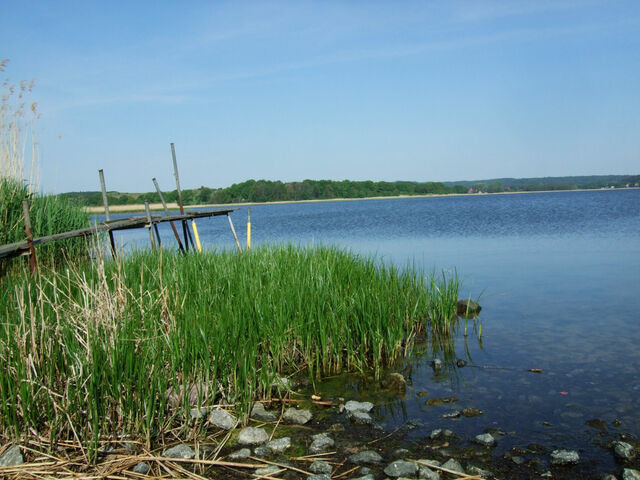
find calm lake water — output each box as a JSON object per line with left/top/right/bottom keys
{"left": 105, "top": 189, "right": 640, "bottom": 474}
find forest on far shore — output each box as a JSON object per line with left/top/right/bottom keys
{"left": 60, "top": 175, "right": 640, "bottom": 207}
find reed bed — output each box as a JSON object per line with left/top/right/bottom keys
{"left": 0, "top": 246, "right": 464, "bottom": 457}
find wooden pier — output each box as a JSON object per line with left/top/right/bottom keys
{"left": 0, "top": 208, "right": 236, "bottom": 261}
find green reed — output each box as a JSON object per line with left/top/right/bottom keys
{"left": 0, "top": 245, "right": 464, "bottom": 456}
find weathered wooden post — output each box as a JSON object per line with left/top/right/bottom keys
{"left": 144, "top": 201, "right": 157, "bottom": 251}
{"left": 152, "top": 177, "right": 185, "bottom": 252}
{"left": 171, "top": 143, "right": 195, "bottom": 250}
{"left": 98, "top": 169, "right": 117, "bottom": 257}
{"left": 227, "top": 214, "right": 243, "bottom": 252}
{"left": 21, "top": 199, "right": 37, "bottom": 274}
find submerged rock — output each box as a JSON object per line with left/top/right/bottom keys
{"left": 457, "top": 299, "right": 481, "bottom": 317}
{"left": 623, "top": 469, "right": 640, "bottom": 480}
{"left": 238, "top": 427, "right": 269, "bottom": 446}
{"left": 586, "top": 418, "right": 608, "bottom": 431}
{"left": 419, "top": 465, "right": 440, "bottom": 480}
{"left": 472, "top": 433, "right": 496, "bottom": 447}
{"left": 430, "top": 358, "right": 443, "bottom": 373}
{"left": 441, "top": 458, "right": 465, "bottom": 474}
{"left": 384, "top": 460, "right": 418, "bottom": 477}
{"left": 382, "top": 373, "right": 407, "bottom": 395}
{"left": 467, "top": 465, "right": 492, "bottom": 477}
{"left": 550, "top": 449, "right": 579, "bottom": 465}
{"left": 615, "top": 441, "right": 636, "bottom": 462}
{"left": 348, "top": 450, "right": 383, "bottom": 465}
{"left": 426, "top": 396, "right": 458, "bottom": 406}
{"left": 162, "top": 444, "right": 195, "bottom": 459}
{"left": 283, "top": 407, "right": 312, "bottom": 424}
{"left": 461, "top": 407, "right": 483, "bottom": 417}
{"left": 344, "top": 400, "right": 374, "bottom": 414}
{"left": 350, "top": 410, "right": 373, "bottom": 425}
{"left": 0, "top": 445, "right": 24, "bottom": 466}
{"left": 251, "top": 402, "right": 277, "bottom": 422}
{"left": 208, "top": 409, "right": 236, "bottom": 430}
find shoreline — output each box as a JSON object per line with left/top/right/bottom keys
{"left": 83, "top": 186, "right": 638, "bottom": 214}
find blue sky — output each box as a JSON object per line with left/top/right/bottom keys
{"left": 2, "top": 1, "right": 639, "bottom": 193}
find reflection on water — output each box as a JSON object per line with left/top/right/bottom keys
{"left": 99, "top": 189, "right": 640, "bottom": 472}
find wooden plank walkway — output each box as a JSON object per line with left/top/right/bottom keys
{"left": 0, "top": 208, "right": 236, "bottom": 260}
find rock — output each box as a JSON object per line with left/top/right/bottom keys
{"left": 132, "top": 461, "right": 150, "bottom": 474}
{"left": 253, "top": 444, "right": 271, "bottom": 457}
{"left": 586, "top": 418, "right": 608, "bottom": 431}
{"left": 350, "top": 411, "right": 373, "bottom": 425}
{"left": 344, "top": 400, "right": 374, "bottom": 414}
{"left": 461, "top": 407, "right": 483, "bottom": 417}
{"left": 198, "top": 445, "right": 214, "bottom": 459}
{"left": 456, "top": 359, "right": 467, "bottom": 368}
{"left": 614, "top": 441, "right": 636, "bottom": 461}
{"left": 309, "top": 460, "right": 333, "bottom": 474}
{"left": 359, "top": 466, "right": 372, "bottom": 474}
{"left": 251, "top": 402, "right": 277, "bottom": 422}
{"left": 162, "top": 444, "right": 195, "bottom": 459}
{"left": 600, "top": 474, "right": 617, "bottom": 480}
{"left": 441, "top": 458, "right": 465, "bottom": 474}
{"left": 623, "top": 469, "right": 640, "bottom": 480}
{"left": 468, "top": 465, "right": 492, "bottom": 477}
{"left": 384, "top": 460, "right": 418, "bottom": 477}
{"left": 309, "top": 433, "right": 334, "bottom": 454}
{"left": 442, "top": 411, "right": 461, "bottom": 419}
{"left": 511, "top": 456, "right": 525, "bottom": 465}
{"left": 550, "top": 449, "right": 579, "bottom": 465}
{"left": 457, "top": 299, "right": 481, "bottom": 317}
{"left": 283, "top": 407, "right": 312, "bottom": 424}
{"left": 189, "top": 407, "right": 209, "bottom": 422}
{"left": 352, "top": 475, "right": 375, "bottom": 480}
{"left": 430, "top": 358, "right": 443, "bottom": 373}
{"left": 266, "top": 437, "right": 291, "bottom": 454}
{"left": 166, "top": 383, "right": 209, "bottom": 408}
{"left": 348, "top": 450, "right": 383, "bottom": 465}
{"left": 426, "top": 396, "right": 458, "bottom": 406}
{"left": 272, "top": 377, "right": 292, "bottom": 392}
{"left": 419, "top": 465, "right": 440, "bottom": 480}
{"left": 417, "top": 459, "right": 441, "bottom": 468}
{"left": 472, "top": 433, "right": 496, "bottom": 447}
{"left": 255, "top": 465, "right": 282, "bottom": 476}
{"left": 229, "top": 448, "right": 251, "bottom": 460}
{"left": 308, "top": 475, "right": 331, "bottom": 480}
{"left": 393, "top": 448, "right": 410, "bottom": 457}
{"left": 238, "top": 427, "right": 269, "bottom": 446}
{"left": 208, "top": 409, "right": 236, "bottom": 430}
{"left": 0, "top": 445, "right": 24, "bottom": 466}
{"left": 383, "top": 373, "right": 407, "bottom": 395}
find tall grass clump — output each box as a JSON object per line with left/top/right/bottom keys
{"left": 0, "top": 245, "right": 465, "bottom": 455}
{"left": 0, "top": 60, "right": 89, "bottom": 273}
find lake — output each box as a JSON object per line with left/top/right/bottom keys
{"left": 105, "top": 189, "right": 640, "bottom": 475}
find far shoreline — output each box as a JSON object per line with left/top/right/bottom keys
{"left": 84, "top": 186, "right": 639, "bottom": 214}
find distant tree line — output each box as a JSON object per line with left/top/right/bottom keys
{"left": 59, "top": 175, "right": 639, "bottom": 207}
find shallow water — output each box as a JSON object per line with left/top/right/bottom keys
{"left": 104, "top": 189, "right": 640, "bottom": 474}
